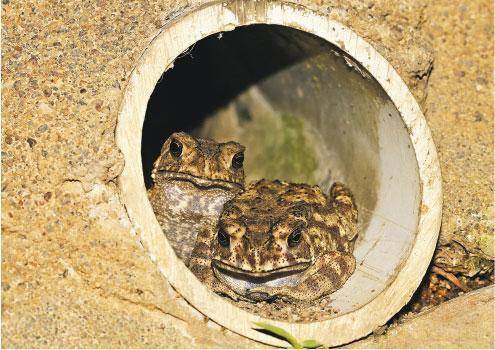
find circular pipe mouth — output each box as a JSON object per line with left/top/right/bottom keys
{"left": 116, "top": 1, "right": 442, "bottom": 346}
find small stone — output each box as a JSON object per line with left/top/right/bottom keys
{"left": 154, "top": 20, "right": 162, "bottom": 29}
{"left": 95, "top": 100, "right": 103, "bottom": 112}
{"left": 474, "top": 112, "right": 485, "bottom": 122}
{"left": 37, "top": 124, "right": 48, "bottom": 133}
{"left": 43, "top": 87, "right": 52, "bottom": 97}
{"left": 44, "top": 192, "right": 52, "bottom": 201}
{"left": 373, "top": 324, "right": 388, "bottom": 335}
{"left": 2, "top": 0, "right": 9, "bottom": 4}
{"left": 27, "top": 138, "right": 37, "bottom": 148}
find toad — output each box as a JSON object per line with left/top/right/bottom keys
{"left": 190, "top": 179, "right": 358, "bottom": 302}
{"left": 148, "top": 132, "right": 245, "bottom": 262}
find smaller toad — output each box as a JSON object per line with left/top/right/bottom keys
{"left": 190, "top": 179, "right": 358, "bottom": 302}
{"left": 148, "top": 132, "right": 245, "bottom": 262}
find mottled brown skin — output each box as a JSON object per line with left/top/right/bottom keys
{"left": 148, "top": 132, "right": 245, "bottom": 262}
{"left": 190, "top": 179, "right": 358, "bottom": 302}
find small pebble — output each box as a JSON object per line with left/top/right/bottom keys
{"left": 37, "top": 124, "right": 48, "bottom": 133}
{"left": 27, "top": 138, "right": 37, "bottom": 148}
{"left": 42, "top": 87, "right": 52, "bottom": 97}
{"left": 474, "top": 112, "right": 485, "bottom": 122}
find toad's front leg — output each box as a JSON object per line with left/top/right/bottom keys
{"left": 247, "top": 251, "right": 356, "bottom": 302}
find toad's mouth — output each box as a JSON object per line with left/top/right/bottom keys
{"left": 212, "top": 259, "right": 311, "bottom": 291}
{"left": 154, "top": 171, "right": 243, "bottom": 191}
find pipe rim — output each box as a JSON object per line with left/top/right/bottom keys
{"left": 116, "top": 1, "right": 442, "bottom": 346}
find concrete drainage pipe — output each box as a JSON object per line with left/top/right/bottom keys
{"left": 116, "top": 1, "right": 442, "bottom": 346}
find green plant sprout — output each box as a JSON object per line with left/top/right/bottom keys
{"left": 253, "top": 322, "right": 324, "bottom": 349}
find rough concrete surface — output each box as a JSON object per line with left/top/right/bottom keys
{"left": 348, "top": 285, "right": 494, "bottom": 349}
{"left": 422, "top": 0, "right": 494, "bottom": 276}
{"left": 1, "top": 0, "right": 493, "bottom": 348}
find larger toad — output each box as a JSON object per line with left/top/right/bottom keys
{"left": 148, "top": 132, "right": 245, "bottom": 262}
{"left": 190, "top": 179, "right": 358, "bottom": 302}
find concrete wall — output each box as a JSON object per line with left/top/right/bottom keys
{"left": 2, "top": 0, "right": 492, "bottom": 347}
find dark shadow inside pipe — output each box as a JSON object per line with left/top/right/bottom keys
{"left": 142, "top": 25, "right": 328, "bottom": 187}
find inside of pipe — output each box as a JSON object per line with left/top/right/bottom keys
{"left": 142, "top": 24, "right": 420, "bottom": 319}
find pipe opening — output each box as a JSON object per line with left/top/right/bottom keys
{"left": 117, "top": 2, "right": 441, "bottom": 344}
{"left": 141, "top": 24, "right": 420, "bottom": 321}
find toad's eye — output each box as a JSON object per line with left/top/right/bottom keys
{"left": 217, "top": 228, "right": 230, "bottom": 248}
{"left": 287, "top": 229, "right": 302, "bottom": 247}
{"left": 231, "top": 152, "right": 244, "bottom": 169}
{"left": 169, "top": 139, "right": 182, "bottom": 158}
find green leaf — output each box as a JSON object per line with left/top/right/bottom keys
{"left": 301, "top": 339, "right": 323, "bottom": 348}
{"left": 253, "top": 322, "right": 302, "bottom": 348}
